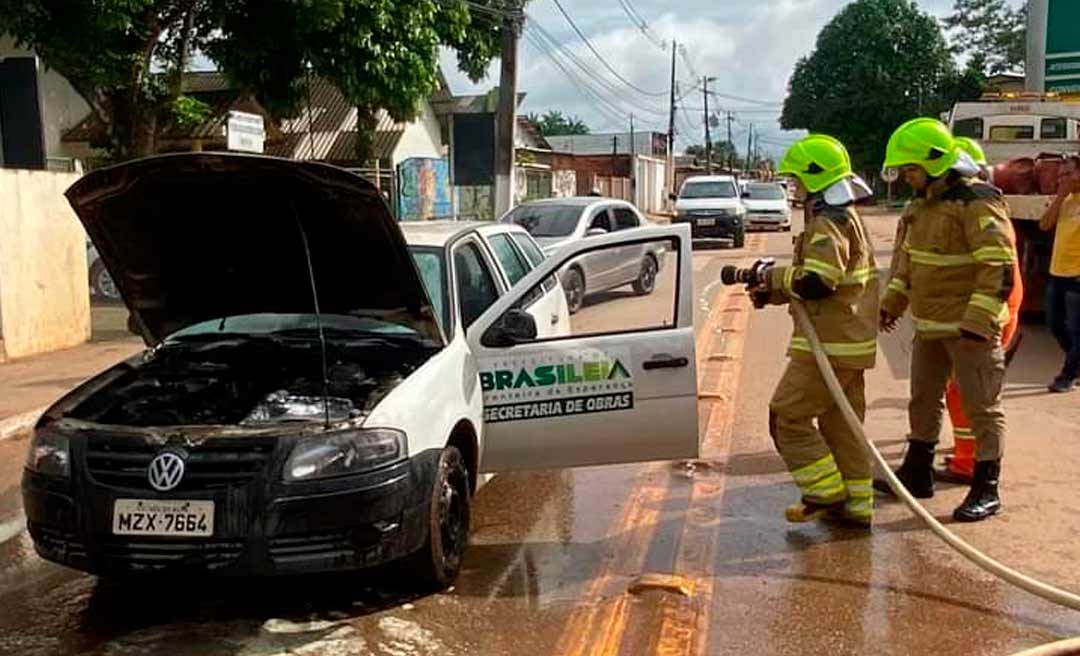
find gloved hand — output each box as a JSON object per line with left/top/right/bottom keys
{"left": 750, "top": 289, "right": 770, "bottom": 309}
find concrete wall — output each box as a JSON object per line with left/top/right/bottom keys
{"left": 0, "top": 169, "right": 89, "bottom": 361}
{"left": 393, "top": 101, "right": 445, "bottom": 164}
{"left": 0, "top": 37, "right": 90, "bottom": 167}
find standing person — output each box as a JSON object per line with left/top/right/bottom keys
{"left": 1039, "top": 155, "right": 1080, "bottom": 392}
{"left": 757, "top": 134, "right": 879, "bottom": 527}
{"left": 935, "top": 137, "right": 1024, "bottom": 482}
{"left": 877, "top": 118, "right": 1017, "bottom": 523}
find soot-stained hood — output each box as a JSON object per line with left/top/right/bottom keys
{"left": 67, "top": 153, "right": 443, "bottom": 345}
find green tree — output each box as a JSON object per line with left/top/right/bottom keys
{"left": 944, "top": 0, "right": 1026, "bottom": 75}
{"left": 527, "top": 110, "right": 590, "bottom": 136}
{"left": 781, "top": 0, "right": 965, "bottom": 175}
{"left": 0, "top": 0, "right": 501, "bottom": 161}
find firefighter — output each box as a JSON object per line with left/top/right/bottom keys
{"left": 761, "top": 134, "right": 879, "bottom": 527}
{"left": 877, "top": 118, "right": 1016, "bottom": 523}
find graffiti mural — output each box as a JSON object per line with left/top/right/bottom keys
{"left": 398, "top": 157, "right": 451, "bottom": 221}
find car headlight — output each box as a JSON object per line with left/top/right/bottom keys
{"left": 26, "top": 428, "right": 70, "bottom": 478}
{"left": 284, "top": 428, "right": 406, "bottom": 481}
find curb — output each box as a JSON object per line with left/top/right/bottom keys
{"left": 0, "top": 409, "right": 44, "bottom": 442}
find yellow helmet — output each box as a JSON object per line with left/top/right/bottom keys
{"left": 777, "top": 134, "right": 853, "bottom": 194}
{"left": 883, "top": 118, "right": 958, "bottom": 178}
{"left": 955, "top": 137, "right": 988, "bottom": 166}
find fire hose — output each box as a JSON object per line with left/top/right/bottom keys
{"left": 790, "top": 302, "right": 1080, "bottom": 655}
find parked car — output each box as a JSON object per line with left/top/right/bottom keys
{"left": 500, "top": 197, "right": 663, "bottom": 314}
{"left": 671, "top": 175, "right": 747, "bottom": 247}
{"left": 400, "top": 221, "right": 570, "bottom": 339}
{"left": 22, "top": 154, "right": 699, "bottom": 586}
{"left": 742, "top": 182, "right": 792, "bottom": 232}
{"left": 87, "top": 243, "right": 121, "bottom": 301}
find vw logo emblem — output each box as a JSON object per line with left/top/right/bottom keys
{"left": 148, "top": 450, "right": 186, "bottom": 492}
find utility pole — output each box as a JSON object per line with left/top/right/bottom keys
{"left": 745, "top": 123, "right": 753, "bottom": 173}
{"left": 494, "top": 0, "right": 524, "bottom": 219}
{"left": 667, "top": 40, "right": 677, "bottom": 205}
{"left": 726, "top": 111, "right": 735, "bottom": 173}
{"left": 629, "top": 113, "right": 636, "bottom": 205}
{"left": 703, "top": 77, "right": 712, "bottom": 175}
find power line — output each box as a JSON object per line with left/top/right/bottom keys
{"left": 522, "top": 31, "right": 628, "bottom": 127}
{"left": 526, "top": 17, "right": 668, "bottom": 117}
{"left": 616, "top": 0, "right": 668, "bottom": 51}
{"left": 706, "top": 89, "right": 784, "bottom": 107}
{"left": 549, "top": 0, "right": 668, "bottom": 97}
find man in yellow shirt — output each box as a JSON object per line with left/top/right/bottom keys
{"left": 1040, "top": 156, "right": 1080, "bottom": 392}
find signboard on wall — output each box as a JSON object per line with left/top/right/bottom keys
{"left": 226, "top": 111, "right": 265, "bottom": 153}
{"left": 1045, "top": 0, "right": 1080, "bottom": 93}
{"left": 452, "top": 113, "right": 495, "bottom": 186}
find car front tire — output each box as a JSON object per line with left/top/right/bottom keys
{"left": 732, "top": 229, "right": 746, "bottom": 248}
{"left": 408, "top": 446, "right": 471, "bottom": 590}
{"left": 90, "top": 260, "right": 120, "bottom": 300}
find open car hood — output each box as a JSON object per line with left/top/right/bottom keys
{"left": 67, "top": 153, "right": 444, "bottom": 345}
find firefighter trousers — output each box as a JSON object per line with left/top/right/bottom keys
{"left": 769, "top": 359, "right": 872, "bottom": 512}
{"left": 909, "top": 336, "right": 1006, "bottom": 462}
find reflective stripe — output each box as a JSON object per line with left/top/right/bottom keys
{"left": 790, "top": 337, "right": 877, "bottom": 358}
{"left": 972, "top": 246, "right": 1014, "bottom": 264}
{"left": 979, "top": 216, "right": 995, "bottom": 230}
{"left": 845, "top": 478, "right": 874, "bottom": 498}
{"left": 913, "top": 317, "right": 961, "bottom": 333}
{"left": 969, "top": 293, "right": 1006, "bottom": 317}
{"left": 804, "top": 471, "right": 846, "bottom": 502}
{"left": 802, "top": 258, "right": 843, "bottom": 284}
{"left": 791, "top": 454, "right": 839, "bottom": 487}
{"left": 841, "top": 267, "right": 875, "bottom": 285}
{"left": 954, "top": 427, "right": 975, "bottom": 437}
{"left": 844, "top": 497, "right": 873, "bottom": 519}
{"left": 906, "top": 248, "right": 976, "bottom": 267}
{"left": 887, "top": 278, "right": 908, "bottom": 297}
{"left": 783, "top": 267, "right": 795, "bottom": 293}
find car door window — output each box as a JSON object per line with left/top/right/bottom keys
{"left": 588, "top": 209, "right": 613, "bottom": 233}
{"left": 511, "top": 233, "right": 557, "bottom": 293}
{"left": 454, "top": 241, "right": 500, "bottom": 330}
{"left": 612, "top": 207, "right": 639, "bottom": 231}
{"left": 488, "top": 234, "right": 531, "bottom": 287}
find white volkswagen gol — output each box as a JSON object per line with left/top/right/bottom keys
{"left": 22, "top": 154, "right": 698, "bottom": 588}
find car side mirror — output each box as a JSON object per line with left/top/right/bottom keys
{"left": 741, "top": 191, "right": 750, "bottom": 198}
{"left": 482, "top": 308, "right": 538, "bottom": 348}
{"left": 586, "top": 227, "right": 608, "bottom": 237}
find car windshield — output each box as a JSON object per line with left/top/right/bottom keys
{"left": 165, "top": 313, "right": 421, "bottom": 342}
{"left": 680, "top": 181, "right": 737, "bottom": 199}
{"left": 746, "top": 183, "right": 787, "bottom": 200}
{"left": 503, "top": 205, "right": 583, "bottom": 237}
{"left": 408, "top": 247, "right": 451, "bottom": 335}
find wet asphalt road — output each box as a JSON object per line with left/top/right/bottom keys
{"left": 3, "top": 215, "right": 1080, "bottom": 655}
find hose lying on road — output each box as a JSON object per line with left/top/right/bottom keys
{"left": 1010, "top": 638, "right": 1080, "bottom": 656}
{"left": 791, "top": 302, "right": 1080, "bottom": 614}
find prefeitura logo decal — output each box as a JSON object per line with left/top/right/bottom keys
{"left": 480, "top": 349, "right": 634, "bottom": 423}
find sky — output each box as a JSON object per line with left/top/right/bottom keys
{"left": 438, "top": 0, "right": 1019, "bottom": 158}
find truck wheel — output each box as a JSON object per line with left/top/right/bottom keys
{"left": 90, "top": 261, "right": 120, "bottom": 300}
{"left": 409, "top": 447, "right": 471, "bottom": 589}
{"left": 733, "top": 230, "right": 746, "bottom": 248}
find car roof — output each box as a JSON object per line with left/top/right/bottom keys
{"left": 683, "top": 175, "right": 736, "bottom": 183}
{"left": 513, "top": 196, "right": 629, "bottom": 208}
{"left": 400, "top": 220, "right": 530, "bottom": 248}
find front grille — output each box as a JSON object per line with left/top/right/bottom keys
{"left": 269, "top": 531, "right": 355, "bottom": 565}
{"left": 85, "top": 435, "right": 275, "bottom": 491}
{"left": 100, "top": 538, "right": 244, "bottom": 570}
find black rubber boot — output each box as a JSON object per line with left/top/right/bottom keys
{"left": 953, "top": 460, "right": 1002, "bottom": 522}
{"left": 873, "top": 440, "right": 936, "bottom": 499}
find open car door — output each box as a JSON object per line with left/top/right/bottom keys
{"left": 467, "top": 225, "right": 699, "bottom": 472}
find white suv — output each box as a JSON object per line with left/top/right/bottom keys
{"left": 672, "top": 175, "right": 747, "bottom": 247}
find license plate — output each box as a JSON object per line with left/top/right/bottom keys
{"left": 113, "top": 499, "right": 214, "bottom": 537}
{"left": 697, "top": 218, "right": 716, "bottom": 226}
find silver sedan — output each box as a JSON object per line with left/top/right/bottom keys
{"left": 501, "top": 197, "right": 665, "bottom": 314}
